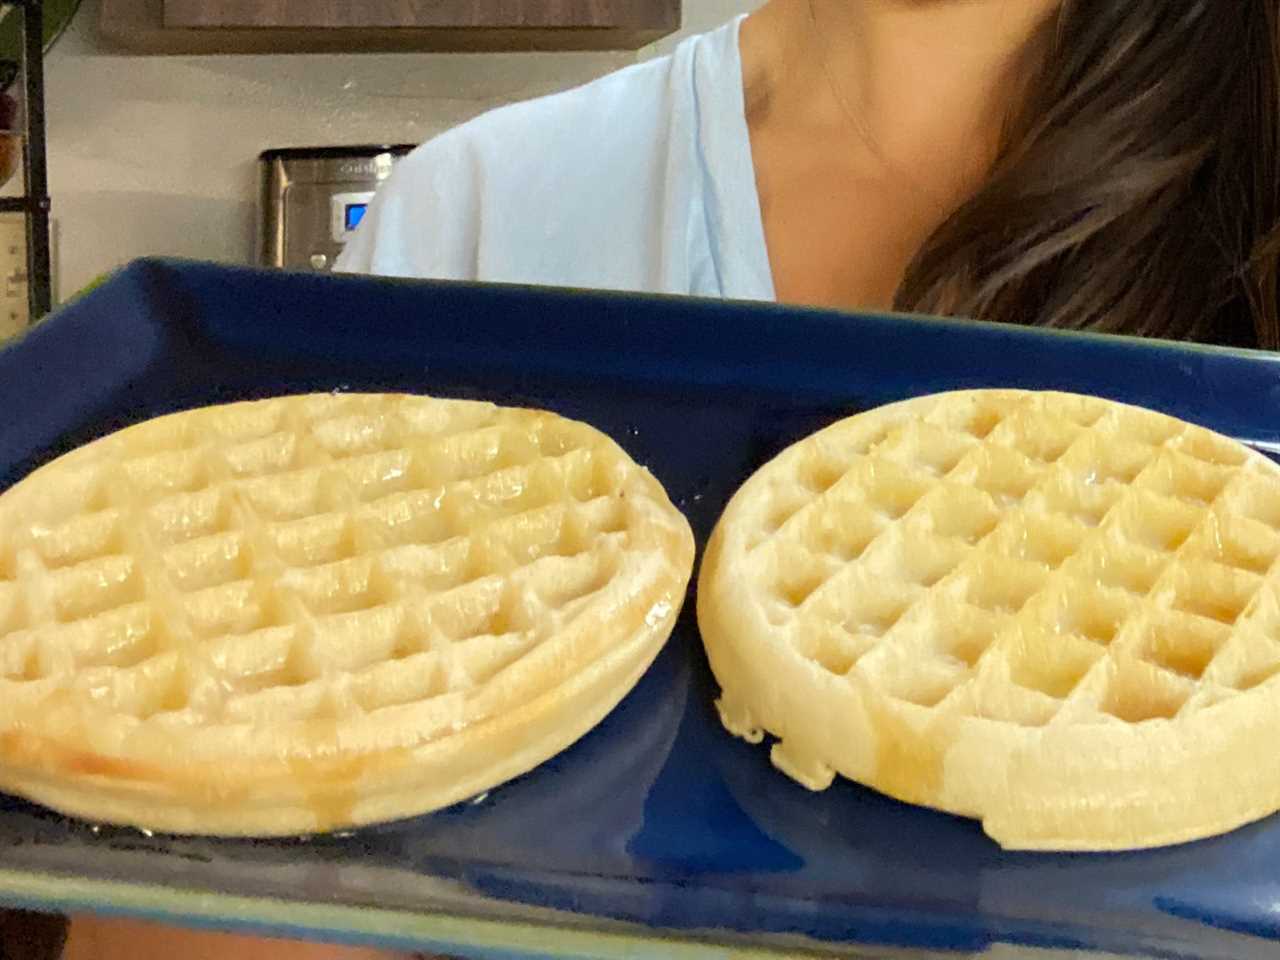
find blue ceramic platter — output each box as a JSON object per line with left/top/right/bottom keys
{"left": 2, "top": 259, "right": 1280, "bottom": 960}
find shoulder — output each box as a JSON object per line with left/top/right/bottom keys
{"left": 395, "top": 18, "right": 749, "bottom": 192}
{"left": 400, "top": 48, "right": 690, "bottom": 190}
{"left": 337, "top": 19, "right": 746, "bottom": 283}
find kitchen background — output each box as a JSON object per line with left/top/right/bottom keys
{"left": 49, "top": 0, "right": 756, "bottom": 304}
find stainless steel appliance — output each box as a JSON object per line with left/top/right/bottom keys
{"left": 258, "top": 144, "right": 413, "bottom": 271}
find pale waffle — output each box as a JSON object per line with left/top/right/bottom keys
{"left": 0, "top": 393, "right": 694, "bottom": 836}
{"left": 698, "top": 389, "right": 1280, "bottom": 851}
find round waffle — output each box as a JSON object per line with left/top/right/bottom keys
{"left": 698, "top": 389, "right": 1280, "bottom": 850}
{"left": 0, "top": 393, "right": 694, "bottom": 836}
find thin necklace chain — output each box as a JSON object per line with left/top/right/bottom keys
{"left": 805, "top": 0, "right": 882, "bottom": 159}
{"left": 804, "top": 0, "right": 978, "bottom": 216}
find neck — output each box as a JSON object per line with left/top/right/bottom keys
{"left": 746, "top": 0, "right": 1059, "bottom": 202}
{"left": 829, "top": 0, "right": 1057, "bottom": 158}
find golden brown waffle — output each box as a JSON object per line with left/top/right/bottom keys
{"left": 0, "top": 393, "right": 694, "bottom": 836}
{"left": 698, "top": 389, "right": 1280, "bottom": 850}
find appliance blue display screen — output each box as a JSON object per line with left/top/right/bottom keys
{"left": 344, "top": 203, "right": 368, "bottom": 231}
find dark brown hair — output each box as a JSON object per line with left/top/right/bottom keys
{"left": 896, "top": 1, "right": 1280, "bottom": 349}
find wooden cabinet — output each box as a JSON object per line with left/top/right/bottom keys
{"left": 100, "top": 0, "right": 681, "bottom": 53}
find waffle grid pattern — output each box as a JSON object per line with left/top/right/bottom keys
{"left": 0, "top": 395, "right": 641, "bottom": 730}
{"left": 745, "top": 392, "right": 1280, "bottom": 729}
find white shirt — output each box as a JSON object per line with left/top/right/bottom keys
{"left": 335, "top": 16, "right": 776, "bottom": 303}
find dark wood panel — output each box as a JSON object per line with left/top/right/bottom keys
{"left": 102, "top": 0, "right": 679, "bottom": 51}
{"left": 162, "top": 0, "right": 676, "bottom": 30}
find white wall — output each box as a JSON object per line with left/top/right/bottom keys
{"left": 47, "top": 0, "right": 757, "bottom": 300}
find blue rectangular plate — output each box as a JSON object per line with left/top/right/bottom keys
{"left": 3, "top": 259, "right": 1280, "bottom": 960}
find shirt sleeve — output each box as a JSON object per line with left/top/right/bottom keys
{"left": 334, "top": 130, "right": 481, "bottom": 280}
